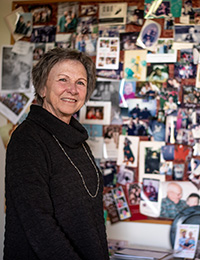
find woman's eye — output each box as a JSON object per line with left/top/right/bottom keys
{"left": 77, "top": 81, "right": 86, "bottom": 86}
{"left": 59, "top": 78, "right": 67, "bottom": 82}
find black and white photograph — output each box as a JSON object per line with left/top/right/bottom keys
{"left": 1, "top": 46, "right": 33, "bottom": 93}
{"left": 174, "top": 24, "right": 200, "bottom": 43}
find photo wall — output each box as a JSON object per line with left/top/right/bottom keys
{"left": 1, "top": 0, "right": 200, "bottom": 223}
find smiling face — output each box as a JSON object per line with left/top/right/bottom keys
{"left": 41, "top": 59, "right": 87, "bottom": 124}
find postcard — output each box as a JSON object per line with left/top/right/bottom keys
{"left": 79, "top": 101, "right": 111, "bottom": 125}
{"left": 96, "top": 37, "right": 120, "bottom": 70}
{"left": 124, "top": 50, "right": 147, "bottom": 81}
{"left": 146, "top": 38, "right": 177, "bottom": 63}
{"left": 139, "top": 141, "right": 166, "bottom": 183}
{"left": 0, "top": 92, "right": 34, "bottom": 125}
{"left": 136, "top": 19, "right": 161, "bottom": 52}
{"left": 117, "top": 135, "right": 139, "bottom": 168}
{"left": 174, "top": 224, "right": 199, "bottom": 259}
{"left": 98, "top": 2, "right": 127, "bottom": 25}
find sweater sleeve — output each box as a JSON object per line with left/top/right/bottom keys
{"left": 5, "top": 129, "right": 83, "bottom": 260}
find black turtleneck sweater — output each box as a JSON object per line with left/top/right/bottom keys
{"left": 4, "top": 104, "right": 109, "bottom": 260}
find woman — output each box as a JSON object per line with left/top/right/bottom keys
{"left": 4, "top": 48, "right": 109, "bottom": 260}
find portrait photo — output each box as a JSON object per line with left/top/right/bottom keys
{"left": 1, "top": 46, "right": 33, "bottom": 93}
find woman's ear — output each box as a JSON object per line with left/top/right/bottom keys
{"left": 40, "top": 86, "right": 47, "bottom": 98}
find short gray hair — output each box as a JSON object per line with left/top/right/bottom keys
{"left": 32, "top": 47, "right": 96, "bottom": 105}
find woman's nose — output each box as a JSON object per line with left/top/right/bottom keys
{"left": 66, "top": 82, "right": 78, "bottom": 94}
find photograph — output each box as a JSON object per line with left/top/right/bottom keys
{"left": 28, "top": 4, "right": 54, "bottom": 25}
{"left": 159, "top": 181, "right": 199, "bottom": 219}
{"left": 139, "top": 141, "right": 165, "bottom": 183}
{"left": 57, "top": 2, "right": 79, "bottom": 33}
{"left": 174, "top": 224, "right": 199, "bottom": 259}
{"left": 142, "top": 178, "right": 159, "bottom": 202}
{"left": 136, "top": 20, "right": 161, "bottom": 51}
{"left": 79, "top": 101, "right": 111, "bottom": 125}
{"left": 103, "top": 124, "right": 121, "bottom": 159}
{"left": 120, "top": 32, "right": 141, "bottom": 51}
{"left": 146, "top": 63, "right": 169, "bottom": 83}
{"left": 1, "top": 46, "right": 33, "bottom": 93}
{"left": 174, "top": 24, "right": 200, "bottom": 43}
{"left": 126, "top": 6, "right": 144, "bottom": 26}
{"left": 146, "top": 38, "right": 177, "bottom": 63}
{"left": 0, "top": 92, "right": 34, "bottom": 125}
{"left": 117, "top": 135, "right": 139, "bottom": 168}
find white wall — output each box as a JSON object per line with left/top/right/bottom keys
{"left": 0, "top": 0, "right": 173, "bottom": 258}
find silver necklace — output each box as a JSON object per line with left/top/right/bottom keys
{"left": 53, "top": 135, "right": 100, "bottom": 198}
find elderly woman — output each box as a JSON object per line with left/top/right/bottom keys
{"left": 4, "top": 48, "right": 109, "bottom": 260}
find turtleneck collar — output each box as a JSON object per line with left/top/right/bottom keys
{"left": 26, "top": 104, "right": 88, "bottom": 148}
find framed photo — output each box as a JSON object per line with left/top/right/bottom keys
{"left": 79, "top": 101, "right": 111, "bottom": 125}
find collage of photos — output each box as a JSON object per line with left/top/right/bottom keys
{"left": 2, "top": 0, "right": 200, "bottom": 227}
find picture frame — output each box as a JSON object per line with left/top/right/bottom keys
{"left": 79, "top": 101, "right": 111, "bottom": 125}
